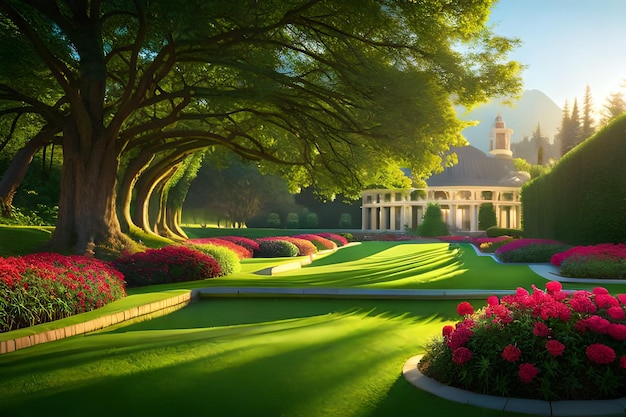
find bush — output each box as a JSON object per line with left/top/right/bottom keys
{"left": 420, "top": 282, "right": 626, "bottom": 401}
{"left": 486, "top": 226, "right": 523, "bottom": 238}
{"left": 340, "top": 232, "right": 355, "bottom": 242}
{"left": 259, "top": 236, "right": 316, "bottom": 256}
{"left": 254, "top": 239, "right": 299, "bottom": 258}
{"left": 186, "top": 237, "right": 252, "bottom": 259}
{"left": 478, "top": 203, "right": 497, "bottom": 231}
{"left": 0, "top": 253, "right": 126, "bottom": 332}
{"left": 266, "top": 213, "right": 281, "bottom": 228}
{"left": 304, "top": 213, "right": 319, "bottom": 228}
{"left": 495, "top": 239, "right": 571, "bottom": 263}
{"left": 113, "top": 246, "right": 221, "bottom": 287}
{"left": 552, "top": 243, "right": 626, "bottom": 279}
{"left": 316, "top": 232, "right": 349, "bottom": 246}
{"left": 286, "top": 213, "right": 299, "bottom": 229}
{"left": 187, "top": 244, "right": 241, "bottom": 276}
{"left": 418, "top": 203, "right": 448, "bottom": 237}
{"left": 473, "top": 236, "right": 514, "bottom": 253}
{"left": 338, "top": 213, "right": 352, "bottom": 228}
{"left": 214, "top": 236, "right": 260, "bottom": 256}
{"left": 293, "top": 233, "right": 337, "bottom": 250}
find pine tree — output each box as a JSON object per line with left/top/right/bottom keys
{"left": 600, "top": 91, "right": 626, "bottom": 126}
{"left": 581, "top": 84, "right": 595, "bottom": 140}
{"left": 559, "top": 100, "right": 572, "bottom": 157}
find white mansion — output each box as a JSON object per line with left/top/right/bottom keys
{"left": 361, "top": 115, "right": 530, "bottom": 234}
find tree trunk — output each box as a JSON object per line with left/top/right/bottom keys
{"left": 132, "top": 162, "right": 178, "bottom": 237}
{"left": 117, "top": 149, "right": 156, "bottom": 232}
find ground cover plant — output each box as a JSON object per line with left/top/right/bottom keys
{"left": 495, "top": 238, "right": 571, "bottom": 263}
{"left": 420, "top": 281, "right": 626, "bottom": 400}
{"left": 0, "top": 253, "right": 125, "bottom": 332}
{"left": 552, "top": 243, "right": 626, "bottom": 279}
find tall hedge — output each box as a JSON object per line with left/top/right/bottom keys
{"left": 522, "top": 114, "right": 626, "bottom": 245}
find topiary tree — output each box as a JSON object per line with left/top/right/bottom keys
{"left": 339, "top": 213, "right": 352, "bottom": 228}
{"left": 478, "top": 203, "right": 497, "bottom": 231}
{"left": 266, "top": 213, "right": 281, "bottom": 228}
{"left": 305, "top": 213, "right": 319, "bottom": 228}
{"left": 286, "top": 213, "right": 299, "bottom": 229}
{"left": 418, "top": 203, "right": 449, "bottom": 237}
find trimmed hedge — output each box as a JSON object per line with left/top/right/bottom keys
{"left": 254, "top": 239, "right": 299, "bottom": 258}
{"left": 187, "top": 243, "right": 241, "bottom": 276}
{"left": 486, "top": 226, "right": 523, "bottom": 238}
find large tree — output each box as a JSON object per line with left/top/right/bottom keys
{"left": 0, "top": 0, "right": 522, "bottom": 254}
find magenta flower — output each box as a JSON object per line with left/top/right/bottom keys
{"left": 502, "top": 344, "right": 521, "bottom": 362}
{"left": 607, "top": 306, "right": 626, "bottom": 320}
{"left": 487, "top": 295, "right": 500, "bottom": 306}
{"left": 545, "top": 281, "right": 562, "bottom": 294}
{"left": 620, "top": 357, "right": 626, "bottom": 369}
{"left": 586, "top": 344, "right": 616, "bottom": 364}
{"left": 442, "top": 325, "right": 454, "bottom": 337}
{"left": 518, "top": 363, "right": 539, "bottom": 383}
{"left": 546, "top": 340, "right": 565, "bottom": 357}
{"left": 533, "top": 322, "right": 550, "bottom": 337}
{"left": 452, "top": 347, "right": 473, "bottom": 365}
{"left": 607, "top": 324, "right": 626, "bottom": 341}
{"left": 456, "top": 301, "right": 474, "bottom": 316}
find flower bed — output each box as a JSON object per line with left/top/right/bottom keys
{"left": 113, "top": 246, "right": 221, "bottom": 287}
{"left": 551, "top": 243, "right": 626, "bottom": 279}
{"left": 472, "top": 236, "right": 514, "bottom": 253}
{"left": 0, "top": 253, "right": 126, "bottom": 332}
{"left": 419, "top": 282, "right": 626, "bottom": 400}
{"left": 186, "top": 237, "right": 253, "bottom": 259}
{"left": 495, "top": 239, "right": 571, "bottom": 263}
{"left": 257, "top": 237, "right": 317, "bottom": 257}
{"left": 293, "top": 233, "right": 337, "bottom": 250}
{"left": 314, "top": 232, "right": 348, "bottom": 246}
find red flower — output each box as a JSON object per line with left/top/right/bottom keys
{"left": 575, "top": 316, "right": 611, "bottom": 334}
{"left": 545, "top": 281, "right": 562, "bottom": 294}
{"left": 586, "top": 343, "right": 616, "bottom": 364}
{"left": 456, "top": 301, "right": 474, "bottom": 316}
{"left": 620, "top": 356, "right": 626, "bottom": 369}
{"left": 502, "top": 344, "right": 521, "bottom": 362}
{"left": 532, "top": 322, "right": 550, "bottom": 337}
{"left": 442, "top": 325, "right": 454, "bottom": 337}
{"left": 569, "top": 295, "right": 597, "bottom": 314}
{"left": 546, "top": 340, "right": 565, "bottom": 357}
{"left": 617, "top": 294, "right": 626, "bottom": 306}
{"left": 487, "top": 295, "right": 499, "bottom": 306}
{"left": 518, "top": 363, "right": 539, "bottom": 383}
{"left": 607, "top": 306, "right": 626, "bottom": 321}
{"left": 595, "top": 294, "right": 619, "bottom": 309}
{"left": 446, "top": 325, "right": 473, "bottom": 350}
{"left": 607, "top": 323, "right": 626, "bottom": 341}
{"left": 452, "top": 347, "right": 473, "bottom": 365}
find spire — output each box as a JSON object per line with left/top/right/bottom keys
{"left": 489, "top": 113, "right": 513, "bottom": 159}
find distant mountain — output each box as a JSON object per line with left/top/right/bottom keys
{"left": 457, "top": 90, "right": 562, "bottom": 154}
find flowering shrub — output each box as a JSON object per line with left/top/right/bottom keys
{"left": 258, "top": 237, "right": 317, "bottom": 256}
{"left": 187, "top": 244, "right": 241, "bottom": 276}
{"left": 315, "top": 232, "right": 348, "bottom": 246}
{"left": 113, "top": 246, "right": 221, "bottom": 287}
{"left": 495, "top": 239, "right": 571, "bottom": 263}
{"left": 551, "top": 244, "right": 626, "bottom": 279}
{"left": 0, "top": 253, "right": 126, "bottom": 332}
{"left": 254, "top": 239, "right": 299, "bottom": 258}
{"left": 293, "top": 234, "right": 337, "bottom": 250}
{"left": 186, "top": 237, "right": 252, "bottom": 259}
{"left": 213, "top": 236, "right": 260, "bottom": 256}
{"left": 419, "top": 282, "right": 626, "bottom": 400}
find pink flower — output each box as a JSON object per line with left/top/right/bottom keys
{"left": 620, "top": 356, "right": 626, "bottom": 369}
{"left": 502, "top": 344, "right": 521, "bottom": 362}
{"left": 592, "top": 287, "right": 610, "bottom": 296}
{"left": 607, "top": 323, "right": 626, "bottom": 341}
{"left": 519, "top": 363, "right": 539, "bottom": 383}
{"left": 586, "top": 343, "right": 616, "bottom": 364}
{"left": 607, "top": 306, "right": 626, "bottom": 321}
{"left": 533, "top": 322, "right": 550, "bottom": 337}
{"left": 456, "top": 301, "right": 474, "bottom": 316}
{"left": 569, "top": 295, "right": 597, "bottom": 314}
{"left": 546, "top": 340, "right": 565, "bottom": 357}
{"left": 575, "top": 316, "right": 611, "bottom": 334}
{"left": 452, "top": 347, "right": 473, "bottom": 365}
{"left": 487, "top": 295, "right": 500, "bottom": 306}
{"left": 545, "top": 281, "right": 562, "bottom": 294}
{"left": 617, "top": 294, "right": 626, "bottom": 306}
{"left": 595, "top": 294, "right": 619, "bottom": 309}
{"left": 446, "top": 325, "right": 473, "bottom": 350}
{"left": 442, "top": 325, "right": 454, "bottom": 337}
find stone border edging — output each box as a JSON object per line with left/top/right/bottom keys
{"left": 403, "top": 355, "right": 626, "bottom": 416}
{"left": 0, "top": 292, "right": 192, "bottom": 355}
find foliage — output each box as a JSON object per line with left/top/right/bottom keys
{"left": 340, "top": 232, "right": 355, "bottom": 242}
{"left": 293, "top": 234, "right": 337, "bottom": 251}
{"left": 259, "top": 236, "right": 317, "bottom": 257}
{"left": 0, "top": 254, "right": 125, "bottom": 332}
{"left": 420, "top": 282, "right": 626, "bottom": 400}
{"left": 113, "top": 246, "right": 221, "bottom": 287}
{"left": 486, "top": 226, "right": 523, "bottom": 238}
{"left": 522, "top": 114, "right": 626, "bottom": 245}
{"left": 339, "top": 213, "right": 352, "bottom": 228}
{"left": 186, "top": 244, "right": 241, "bottom": 276}
{"left": 473, "top": 236, "right": 514, "bottom": 253}
{"left": 186, "top": 238, "right": 252, "bottom": 259}
{"left": 266, "top": 213, "right": 281, "bottom": 228}
{"left": 212, "top": 236, "right": 260, "bottom": 256}
{"left": 478, "top": 203, "right": 497, "bottom": 231}
{"left": 315, "top": 232, "right": 349, "bottom": 246}
{"left": 551, "top": 243, "right": 626, "bottom": 279}
{"left": 0, "top": 205, "right": 58, "bottom": 227}
{"left": 254, "top": 239, "right": 299, "bottom": 258}
{"left": 304, "top": 213, "right": 319, "bottom": 229}
{"left": 286, "top": 213, "right": 299, "bottom": 229}
{"left": 418, "top": 203, "right": 449, "bottom": 237}
{"left": 495, "top": 239, "right": 571, "bottom": 263}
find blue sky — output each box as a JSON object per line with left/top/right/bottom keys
{"left": 488, "top": 0, "right": 626, "bottom": 114}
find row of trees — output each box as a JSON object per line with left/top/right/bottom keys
{"left": 0, "top": 0, "right": 522, "bottom": 254}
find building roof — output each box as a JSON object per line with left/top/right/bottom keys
{"left": 426, "top": 145, "right": 530, "bottom": 187}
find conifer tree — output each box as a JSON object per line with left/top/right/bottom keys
{"left": 581, "top": 84, "right": 595, "bottom": 140}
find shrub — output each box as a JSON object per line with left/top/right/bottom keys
{"left": 259, "top": 236, "right": 316, "bottom": 256}
{"left": 0, "top": 253, "right": 126, "bottom": 332}
{"left": 286, "top": 213, "right": 299, "bottom": 229}
{"left": 473, "top": 236, "right": 514, "bottom": 253}
{"left": 214, "top": 236, "right": 260, "bottom": 256}
{"left": 552, "top": 244, "right": 626, "bottom": 279}
{"left": 495, "top": 239, "right": 571, "bottom": 263}
{"left": 418, "top": 203, "right": 448, "bottom": 237}
{"left": 304, "top": 213, "right": 319, "bottom": 228}
{"left": 478, "top": 203, "right": 497, "bottom": 231}
{"left": 293, "top": 233, "right": 337, "bottom": 250}
{"left": 186, "top": 237, "right": 252, "bottom": 259}
{"left": 113, "top": 246, "right": 221, "bottom": 287}
{"left": 187, "top": 244, "right": 241, "bottom": 276}
{"left": 317, "top": 232, "right": 349, "bottom": 246}
{"left": 254, "top": 239, "right": 299, "bottom": 258}
{"left": 487, "top": 226, "right": 523, "bottom": 238}
{"left": 266, "top": 213, "right": 281, "bottom": 228}
{"left": 420, "top": 282, "right": 626, "bottom": 401}
{"left": 338, "top": 213, "right": 352, "bottom": 228}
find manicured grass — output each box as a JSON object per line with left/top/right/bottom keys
{"left": 0, "top": 298, "right": 533, "bottom": 417}
{"left": 0, "top": 225, "right": 53, "bottom": 256}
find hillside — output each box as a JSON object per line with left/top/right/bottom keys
{"left": 458, "top": 90, "right": 562, "bottom": 154}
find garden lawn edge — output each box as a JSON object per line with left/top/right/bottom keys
{"left": 403, "top": 355, "right": 626, "bottom": 417}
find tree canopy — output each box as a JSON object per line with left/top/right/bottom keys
{"left": 0, "top": 0, "right": 522, "bottom": 254}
